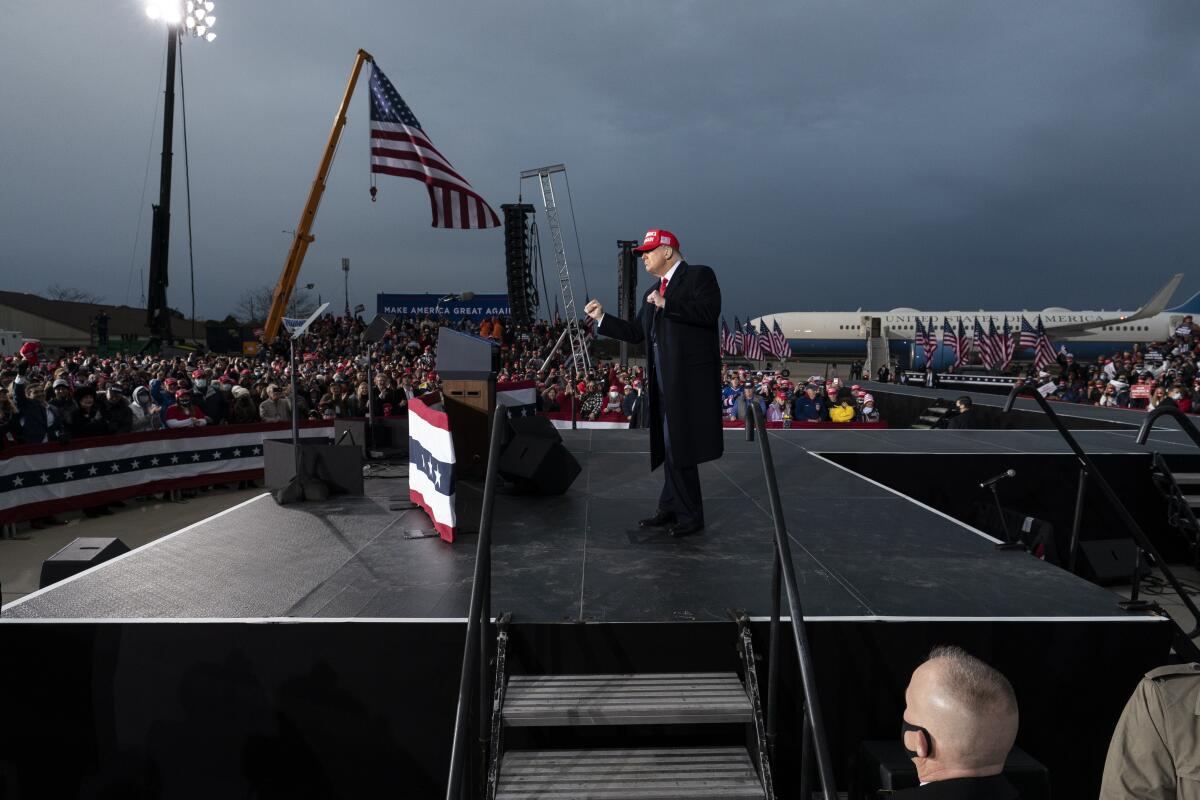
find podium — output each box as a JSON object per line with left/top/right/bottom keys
{"left": 437, "top": 327, "right": 500, "bottom": 477}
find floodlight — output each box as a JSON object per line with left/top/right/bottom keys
{"left": 185, "top": 17, "right": 195, "bottom": 28}
{"left": 205, "top": 32, "right": 216, "bottom": 42}
{"left": 196, "top": 25, "right": 206, "bottom": 35}
{"left": 205, "top": 15, "right": 215, "bottom": 25}
{"left": 145, "top": 4, "right": 160, "bottom": 19}
{"left": 204, "top": 1, "right": 214, "bottom": 11}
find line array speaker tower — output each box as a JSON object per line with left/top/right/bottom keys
{"left": 502, "top": 203, "right": 537, "bottom": 328}
{"left": 616, "top": 240, "right": 640, "bottom": 366}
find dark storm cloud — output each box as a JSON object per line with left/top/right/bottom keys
{"left": 2, "top": 1, "right": 1199, "bottom": 321}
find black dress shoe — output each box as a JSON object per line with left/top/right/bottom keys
{"left": 638, "top": 510, "right": 677, "bottom": 528}
{"left": 667, "top": 520, "right": 704, "bottom": 537}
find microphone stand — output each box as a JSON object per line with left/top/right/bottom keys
{"left": 986, "top": 478, "right": 1024, "bottom": 551}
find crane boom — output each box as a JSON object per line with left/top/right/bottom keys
{"left": 263, "top": 48, "right": 373, "bottom": 343}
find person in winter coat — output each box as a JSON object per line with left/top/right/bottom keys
{"left": 230, "top": 386, "right": 260, "bottom": 424}
{"left": 104, "top": 386, "right": 134, "bottom": 434}
{"left": 202, "top": 377, "right": 231, "bottom": 425}
{"left": 258, "top": 384, "right": 291, "bottom": 423}
{"left": 12, "top": 369, "right": 66, "bottom": 444}
{"left": 130, "top": 386, "right": 162, "bottom": 432}
{"left": 67, "top": 386, "right": 110, "bottom": 439}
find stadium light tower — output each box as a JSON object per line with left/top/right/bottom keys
{"left": 141, "top": 1, "right": 218, "bottom": 350}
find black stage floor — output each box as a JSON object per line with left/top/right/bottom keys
{"left": 867, "top": 380, "right": 1175, "bottom": 428}
{"left": 2, "top": 429, "right": 1173, "bottom": 627}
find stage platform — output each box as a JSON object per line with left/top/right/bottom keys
{"left": 866, "top": 380, "right": 1174, "bottom": 429}
{"left": 0, "top": 428, "right": 1181, "bottom": 799}
{"left": 2, "top": 429, "right": 1173, "bottom": 624}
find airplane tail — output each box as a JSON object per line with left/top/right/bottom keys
{"left": 1167, "top": 289, "right": 1200, "bottom": 315}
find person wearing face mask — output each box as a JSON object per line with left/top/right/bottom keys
{"left": 202, "top": 374, "right": 230, "bottom": 425}
{"left": 165, "top": 388, "right": 209, "bottom": 428}
{"left": 898, "top": 645, "right": 1020, "bottom": 797}
{"left": 859, "top": 394, "right": 880, "bottom": 423}
{"left": 130, "top": 386, "right": 162, "bottom": 432}
{"left": 603, "top": 384, "right": 623, "bottom": 415}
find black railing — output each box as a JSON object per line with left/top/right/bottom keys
{"left": 1137, "top": 404, "right": 1200, "bottom": 450}
{"left": 1005, "top": 382, "right": 1200, "bottom": 636}
{"left": 446, "top": 410, "right": 507, "bottom": 800}
{"left": 748, "top": 404, "right": 837, "bottom": 800}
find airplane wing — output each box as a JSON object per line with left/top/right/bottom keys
{"left": 1043, "top": 273, "right": 1183, "bottom": 335}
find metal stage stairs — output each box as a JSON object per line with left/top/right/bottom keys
{"left": 911, "top": 399, "right": 951, "bottom": 429}
{"left": 492, "top": 669, "right": 769, "bottom": 799}
{"left": 1150, "top": 456, "right": 1200, "bottom": 567}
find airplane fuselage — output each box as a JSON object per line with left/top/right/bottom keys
{"left": 753, "top": 309, "right": 1184, "bottom": 366}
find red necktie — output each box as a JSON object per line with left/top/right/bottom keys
{"left": 659, "top": 277, "right": 668, "bottom": 296}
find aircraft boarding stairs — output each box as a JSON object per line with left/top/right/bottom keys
{"left": 489, "top": 618, "right": 773, "bottom": 799}
{"left": 865, "top": 335, "right": 888, "bottom": 379}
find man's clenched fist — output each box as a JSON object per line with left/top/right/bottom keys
{"left": 584, "top": 299, "right": 604, "bottom": 321}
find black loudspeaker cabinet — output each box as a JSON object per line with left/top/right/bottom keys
{"left": 507, "top": 413, "right": 562, "bottom": 440}
{"left": 262, "top": 439, "right": 365, "bottom": 496}
{"left": 40, "top": 537, "right": 130, "bottom": 588}
{"left": 1078, "top": 538, "right": 1152, "bottom": 586}
{"left": 499, "top": 432, "right": 581, "bottom": 495}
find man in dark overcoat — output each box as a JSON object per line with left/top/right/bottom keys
{"left": 585, "top": 229, "right": 722, "bottom": 536}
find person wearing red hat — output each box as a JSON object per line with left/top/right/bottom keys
{"left": 165, "top": 388, "right": 209, "bottom": 428}
{"left": 584, "top": 228, "right": 722, "bottom": 537}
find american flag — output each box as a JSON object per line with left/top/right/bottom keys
{"left": 914, "top": 317, "right": 928, "bottom": 354}
{"left": 923, "top": 316, "right": 938, "bottom": 366}
{"left": 1019, "top": 316, "right": 1038, "bottom": 349}
{"left": 955, "top": 317, "right": 970, "bottom": 369}
{"left": 743, "top": 317, "right": 764, "bottom": 360}
{"left": 758, "top": 321, "right": 774, "bottom": 359}
{"left": 368, "top": 65, "right": 500, "bottom": 229}
{"left": 979, "top": 318, "right": 1001, "bottom": 370}
{"left": 720, "top": 318, "right": 737, "bottom": 356}
{"left": 733, "top": 317, "right": 745, "bottom": 355}
{"left": 942, "top": 317, "right": 958, "bottom": 368}
{"left": 1000, "top": 317, "right": 1015, "bottom": 370}
{"left": 772, "top": 319, "right": 790, "bottom": 359}
{"left": 1034, "top": 316, "right": 1057, "bottom": 371}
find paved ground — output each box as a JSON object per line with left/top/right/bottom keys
{"left": 0, "top": 485, "right": 261, "bottom": 607}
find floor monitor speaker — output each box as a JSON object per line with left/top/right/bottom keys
{"left": 40, "top": 537, "right": 130, "bottom": 588}
{"left": 1077, "top": 538, "right": 1151, "bottom": 586}
{"left": 499, "top": 433, "right": 581, "bottom": 495}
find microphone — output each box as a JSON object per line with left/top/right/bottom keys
{"left": 980, "top": 469, "right": 1016, "bottom": 489}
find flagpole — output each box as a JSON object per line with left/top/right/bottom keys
{"left": 264, "top": 48, "right": 375, "bottom": 343}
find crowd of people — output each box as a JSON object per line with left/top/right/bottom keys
{"left": 721, "top": 369, "right": 880, "bottom": 424}
{"left": 1027, "top": 316, "right": 1200, "bottom": 412}
{"left": 2, "top": 312, "right": 892, "bottom": 448}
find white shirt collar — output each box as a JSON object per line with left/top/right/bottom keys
{"left": 662, "top": 260, "right": 682, "bottom": 284}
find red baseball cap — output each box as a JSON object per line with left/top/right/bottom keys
{"left": 633, "top": 229, "right": 680, "bottom": 252}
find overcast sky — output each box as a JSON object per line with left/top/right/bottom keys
{"left": 3, "top": 1, "right": 1200, "bottom": 321}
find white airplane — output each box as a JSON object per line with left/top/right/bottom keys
{"left": 751, "top": 274, "right": 1192, "bottom": 367}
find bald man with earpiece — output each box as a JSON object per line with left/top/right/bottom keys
{"left": 897, "top": 646, "right": 1021, "bottom": 798}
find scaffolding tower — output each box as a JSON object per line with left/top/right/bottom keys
{"left": 519, "top": 164, "right": 590, "bottom": 376}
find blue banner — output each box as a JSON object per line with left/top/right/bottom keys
{"left": 376, "top": 293, "right": 510, "bottom": 321}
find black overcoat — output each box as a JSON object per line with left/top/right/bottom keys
{"left": 597, "top": 261, "right": 723, "bottom": 469}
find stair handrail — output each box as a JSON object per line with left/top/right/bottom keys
{"left": 446, "top": 409, "right": 507, "bottom": 800}
{"left": 1004, "top": 381, "right": 1200, "bottom": 636}
{"left": 1136, "top": 404, "right": 1200, "bottom": 450}
{"left": 749, "top": 403, "right": 837, "bottom": 800}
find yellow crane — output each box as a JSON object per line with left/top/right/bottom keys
{"left": 262, "top": 48, "right": 373, "bottom": 343}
